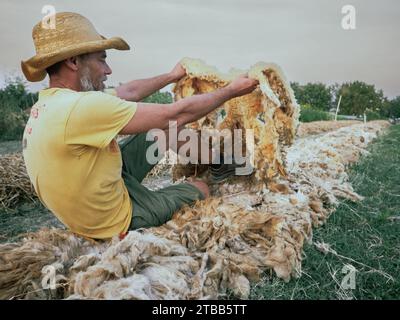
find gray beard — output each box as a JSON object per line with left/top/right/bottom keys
{"left": 79, "top": 66, "right": 103, "bottom": 92}
{"left": 80, "top": 75, "right": 95, "bottom": 91}
{"left": 79, "top": 73, "right": 96, "bottom": 92}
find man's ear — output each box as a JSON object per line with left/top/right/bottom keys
{"left": 64, "top": 56, "right": 79, "bottom": 71}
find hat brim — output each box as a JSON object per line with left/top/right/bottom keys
{"left": 21, "top": 36, "right": 130, "bottom": 82}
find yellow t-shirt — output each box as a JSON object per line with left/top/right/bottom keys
{"left": 22, "top": 88, "right": 137, "bottom": 239}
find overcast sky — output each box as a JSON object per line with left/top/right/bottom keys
{"left": 0, "top": 0, "right": 399, "bottom": 97}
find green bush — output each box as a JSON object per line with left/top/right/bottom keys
{"left": 0, "top": 78, "right": 37, "bottom": 141}
{"left": 299, "top": 104, "right": 333, "bottom": 122}
{"left": 141, "top": 90, "right": 173, "bottom": 104}
{"left": 365, "top": 109, "right": 384, "bottom": 121}
{"left": 382, "top": 96, "right": 400, "bottom": 119}
{"left": 0, "top": 106, "right": 28, "bottom": 141}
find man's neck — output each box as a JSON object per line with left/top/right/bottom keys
{"left": 49, "top": 76, "right": 81, "bottom": 91}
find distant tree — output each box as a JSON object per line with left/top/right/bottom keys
{"left": 0, "top": 77, "right": 38, "bottom": 141}
{"left": 0, "top": 77, "right": 38, "bottom": 110}
{"left": 333, "top": 81, "right": 386, "bottom": 116}
{"left": 385, "top": 96, "right": 400, "bottom": 119}
{"left": 291, "top": 82, "right": 332, "bottom": 111}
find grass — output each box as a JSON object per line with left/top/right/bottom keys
{"left": 250, "top": 125, "right": 400, "bottom": 299}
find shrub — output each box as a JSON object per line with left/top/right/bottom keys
{"left": 141, "top": 91, "right": 172, "bottom": 104}
{"left": 365, "top": 109, "right": 384, "bottom": 121}
{"left": 0, "top": 78, "right": 37, "bottom": 141}
{"left": 299, "top": 104, "right": 333, "bottom": 122}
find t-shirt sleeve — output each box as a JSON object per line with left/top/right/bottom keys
{"left": 65, "top": 91, "right": 137, "bottom": 148}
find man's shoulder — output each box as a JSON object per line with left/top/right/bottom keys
{"left": 78, "top": 88, "right": 117, "bottom": 100}
{"left": 67, "top": 88, "right": 119, "bottom": 110}
{"left": 71, "top": 88, "right": 136, "bottom": 117}
{"left": 48, "top": 87, "right": 117, "bottom": 99}
{"left": 103, "top": 88, "right": 117, "bottom": 96}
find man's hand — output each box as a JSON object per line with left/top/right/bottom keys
{"left": 227, "top": 74, "right": 259, "bottom": 98}
{"left": 169, "top": 62, "right": 186, "bottom": 82}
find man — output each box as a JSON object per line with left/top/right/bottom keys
{"left": 21, "top": 12, "right": 258, "bottom": 239}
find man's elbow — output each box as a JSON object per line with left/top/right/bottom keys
{"left": 116, "top": 85, "right": 139, "bottom": 102}
{"left": 166, "top": 102, "right": 190, "bottom": 128}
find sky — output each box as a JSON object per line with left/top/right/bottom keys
{"left": 0, "top": 0, "right": 399, "bottom": 97}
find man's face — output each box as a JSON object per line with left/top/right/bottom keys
{"left": 77, "top": 51, "right": 112, "bottom": 91}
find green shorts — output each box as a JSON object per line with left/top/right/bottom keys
{"left": 119, "top": 133, "right": 204, "bottom": 230}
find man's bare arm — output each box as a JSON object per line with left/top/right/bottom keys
{"left": 119, "top": 75, "right": 258, "bottom": 135}
{"left": 115, "top": 63, "right": 186, "bottom": 101}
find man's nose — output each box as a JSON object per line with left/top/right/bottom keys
{"left": 105, "top": 63, "right": 112, "bottom": 75}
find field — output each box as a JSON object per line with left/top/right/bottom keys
{"left": 1, "top": 121, "right": 398, "bottom": 299}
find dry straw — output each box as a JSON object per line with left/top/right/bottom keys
{"left": 0, "top": 153, "right": 36, "bottom": 209}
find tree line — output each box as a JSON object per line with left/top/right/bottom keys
{"left": 291, "top": 81, "right": 400, "bottom": 119}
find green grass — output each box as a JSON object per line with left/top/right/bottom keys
{"left": 250, "top": 125, "right": 400, "bottom": 299}
{"left": 299, "top": 104, "right": 333, "bottom": 122}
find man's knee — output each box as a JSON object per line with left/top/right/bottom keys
{"left": 187, "top": 180, "right": 209, "bottom": 199}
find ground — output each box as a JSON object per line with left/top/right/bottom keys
{"left": 1, "top": 125, "right": 399, "bottom": 299}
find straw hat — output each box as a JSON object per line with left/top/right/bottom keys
{"left": 21, "top": 12, "right": 130, "bottom": 82}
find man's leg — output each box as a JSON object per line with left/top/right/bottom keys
{"left": 119, "top": 133, "right": 158, "bottom": 183}
{"left": 124, "top": 175, "right": 206, "bottom": 230}
{"left": 118, "top": 133, "right": 208, "bottom": 229}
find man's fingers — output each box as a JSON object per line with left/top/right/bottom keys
{"left": 250, "top": 78, "right": 259, "bottom": 86}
